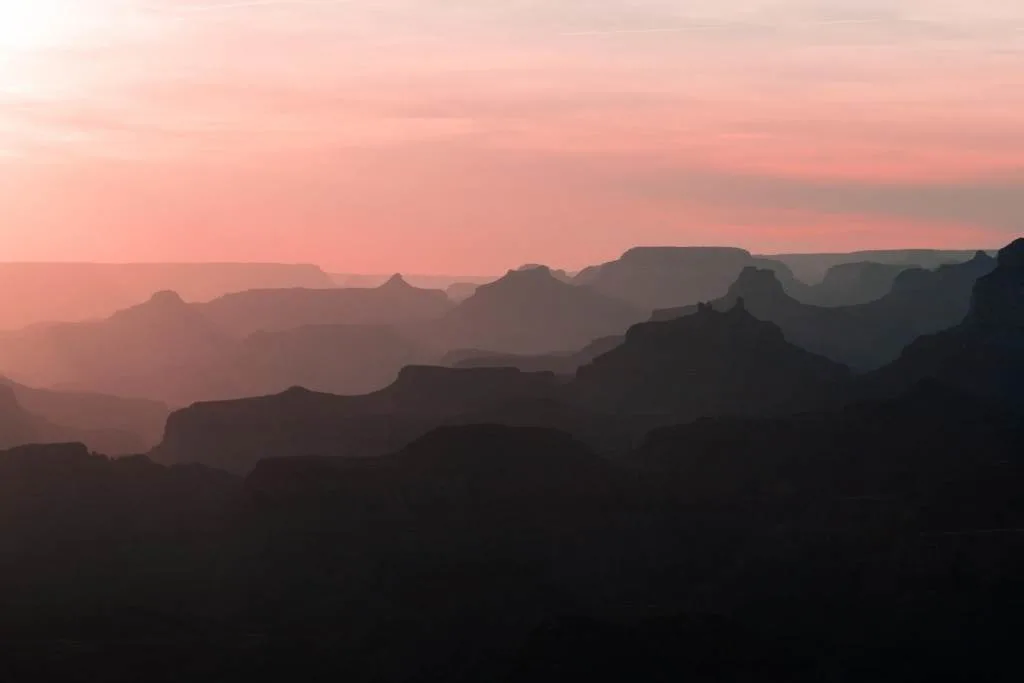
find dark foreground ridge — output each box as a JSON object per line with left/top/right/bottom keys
{"left": 2, "top": 383, "right": 1023, "bottom": 681}
{"left": 0, "top": 240, "right": 1019, "bottom": 682}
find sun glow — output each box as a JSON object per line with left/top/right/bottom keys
{"left": 0, "top": 0, "right": 80, "bottom": 50}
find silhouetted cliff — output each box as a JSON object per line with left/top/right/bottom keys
{"left": 869, "top": 239, "right": 1024, "bottom": 407}
{"left": 653, "top": 252, "right": 995, "bottom": 370}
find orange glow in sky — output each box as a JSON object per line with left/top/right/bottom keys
{"left": 0, "top": 1, "right": 1021, "bottom": 272}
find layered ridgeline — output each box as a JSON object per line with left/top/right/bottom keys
{"left": 0, "top": 290, "right": 231, "bottom": 402}
{"left": 451, "top": 251, "right": 995, "bottom": 375}
{"left": 0, "top": 278, "right": 451, "bottom": 404}
{"left": 152, "top": 366, "right": 569, "bottom": 473}
{"left": 571, "top": 300, "right": 851, "bottom": 416}
{"left": 769, "top": 248, "right": 989, "bottom": 284}
{"left": 0, "top": 262, "right": 333, "bottom": 330}
{"left": 791, "top": 261, "right": 913, "bottom": 306}
{"left": 0, "top": 377, "right": 168, "bottom": 450}
{"left": 0, "top": 269, "right": 649, "bottom": 404}
{"left": 0, "top": 384, "right": 157, "bottom": 455}
{"left": 197, "top": 274, "right": 453, "bottom": 336}
{"left": 867, "top": 238, "right": 1024, "bottom": 408}
{"left": 420, "top": 266, "right": 646, "bottom": 355}
{"left": 652, "top": 251, "right": 995, "bottom": 370}
{"left": 0, "top": 242, "right": 1020, "bottom": 681}
{"left": 573, "top": 246, "right": 797, "bottom": 309}
{"left": 154, "top": 301, "right": 851, "bottom": 474}
{"left": 442, "top": 335, "right": 624, "bottom": 376}
{"left": 2, "top": 384, "right": 1022, "bottom": 681}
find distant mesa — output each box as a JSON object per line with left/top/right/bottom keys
{"left": 197, "top": 277, "right": 453, "bottom": 337}
{"left": 0, "top": 262, "right": 334, "bottom": 329}
{"left": 573, "top": 246, "right": 797, "bottom": 310}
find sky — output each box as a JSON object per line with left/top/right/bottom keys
{"left": 0, "top": 0, "right": 1021, "bottom": 273}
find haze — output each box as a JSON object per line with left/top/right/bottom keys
{"left": 1, "top": 0, "right": 1022, "bottom": 272}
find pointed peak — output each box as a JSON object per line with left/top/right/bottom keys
{"left": 379, "top": 273, "right": 412, "bottom": 290}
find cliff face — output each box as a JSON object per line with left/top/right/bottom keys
{"left": 968, "top": 239, "right": 1024, "bottom": 330}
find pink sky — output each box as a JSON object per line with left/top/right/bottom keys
{"left": 0, "top": 0, "right": 1021, "bottom": 273}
